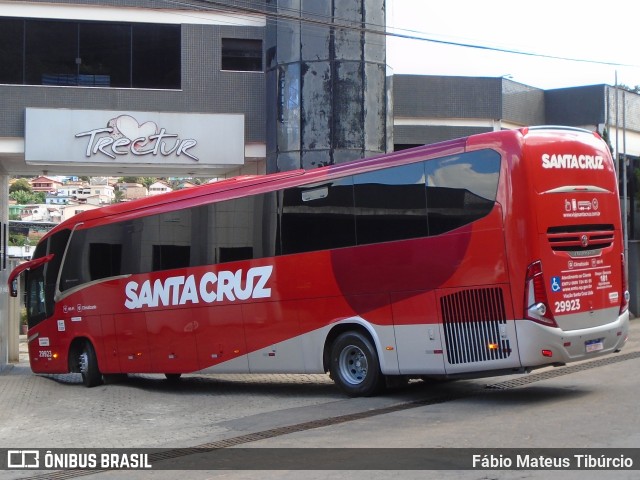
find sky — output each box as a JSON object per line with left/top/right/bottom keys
{"left": 386, "top": 0, "right": 640, "bottom": 90}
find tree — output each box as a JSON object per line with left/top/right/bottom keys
{"left": 121, "top": 176, "right": 144, "bottom": 184}
{"left": 617, "top": 84, "right": 640, "bottom": 95}
{"left": 600, "top": 126, "right": 614, "bottom": 155}
{"left": 9, "top": 178, "right": 32, "bottom": 194}
{"left": 141, "top": 177, "right": 158, "bottom": 189}
{"left": 8, "top": 233, "right": 27, "bottom": 246}
{"left": 10, "top": 190, "right": 45, "bottom": 205}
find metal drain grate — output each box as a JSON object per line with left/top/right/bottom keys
{"left": 485, "top": 350, "right": 640, "bottom": 390}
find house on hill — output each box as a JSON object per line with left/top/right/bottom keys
{"left": 30, "top": 176, "right": 63, "bottom": 193}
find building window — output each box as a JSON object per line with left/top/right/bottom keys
{"left": 221, "top": 38, "right": 263, "bottom": 72}
{"left": 0, "top": 17, "right": 180, "bottom": 89}
{"left": 0, "top": 18, "right": 24, "bottom": 84}
{"left": 132, "top": 23, "right": 181, "bottom": 89}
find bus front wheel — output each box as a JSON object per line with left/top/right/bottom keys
{"left": 329, "top": 331, "right": 385, "bottom": 397}
{"left": 78, "top": 341, "right": 103, "bottom": 388}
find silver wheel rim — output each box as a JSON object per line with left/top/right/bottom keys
{"left": 338, "top": 344, "right": 368, "bottom": 385}
{"left": 79, "top": 351, "right": 89, "bottom": 375}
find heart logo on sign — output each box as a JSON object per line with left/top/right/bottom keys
{"left": 114, "top": 115, "right": 158, "bottom": 150}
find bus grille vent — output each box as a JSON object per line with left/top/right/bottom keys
{"left": 547, "top": 224, "right": 615, "bottom": 254}
{"left": 440, "top": 287, "right": 510, "bottom": 365}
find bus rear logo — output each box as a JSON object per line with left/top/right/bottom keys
{"left": 581, "top": 235, "right": 589, "bottom": 247}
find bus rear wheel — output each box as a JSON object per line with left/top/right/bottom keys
{"left": 78, "top": 341, "right": 103, "bottom": 388}
{"left": 329, "top": 331, "right": 385, "bottom": 397}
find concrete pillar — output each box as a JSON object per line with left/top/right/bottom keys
{"left": 0, "top": 175, "right": 9, "bottom": 369}
{"left": 7, "top": 261, "right": 20, "bottom": 363}
{"left": 266, "top": 0, "right": 392, "bottom": 173}
{"left": 628, "top": 240, "right": 639, "bottom": 316}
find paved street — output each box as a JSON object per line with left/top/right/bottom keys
{"left": 1, "top": 319, "right": 640, "bottom": 480}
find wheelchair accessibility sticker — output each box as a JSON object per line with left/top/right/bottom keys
{"left": 551, "top": 276, "right": 562, "bottom": 292}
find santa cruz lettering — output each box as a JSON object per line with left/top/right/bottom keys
{"left": 541, "top": 153, "right": 604, "bottom": 170}
{"left": 124, "top": 266, "right": 273, "bottom": 310}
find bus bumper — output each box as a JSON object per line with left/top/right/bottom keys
{"left": 516, "top": 310, "right": 630, "bottom": 368}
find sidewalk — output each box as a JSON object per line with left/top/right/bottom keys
{"left": 18, "top": 334, "right": 29, "bottom": 364}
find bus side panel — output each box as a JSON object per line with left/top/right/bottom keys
{"left": 241, "top": 294, "right": 397, "bottom": 375}
{"left": 75, "top": 314, "right": 111, "bottom": 373}
{"left": 27, "top": 317, "right": 72, "bottom": 374}
{"left": 114, "top": 312, "right": 152, "bottom": 373}
{"left": 436, "top": 285, "right": 521, "bottom": 375}
{"left": 99, "top": 314, "right": 120, "bottom": 374}
{"left": 346, "top": 293, "right": 398, "bottom": 374}
{"left": 195, "top": 304, "right": 248, "bottom": 372}
{"left": 390, "top": 290, "right": 446, "bottom": 375}
{"left": 243, "top": 300, "right": 303, "bottom": 373}
{"left": 146, "top": 310, "right": 199, "bottom": 374}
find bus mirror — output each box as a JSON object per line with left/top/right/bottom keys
{"left": 7, "top": 253, "right": 55, "bottom": 297}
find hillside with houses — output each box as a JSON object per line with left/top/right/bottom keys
{"left": 7, "top": 175, "right": 202, "bottom": 258}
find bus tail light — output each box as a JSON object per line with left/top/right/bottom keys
{"left": 524, "top": 260, "right": 558, "bottom": 327}
{"left": 620, "top": 253, "right": 630, "bottom": 315}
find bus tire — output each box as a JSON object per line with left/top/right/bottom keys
{"left": 165, "top": 373, "right": 182, "bottom": 382}
{"left": 78, "top": 341, "right": 103, "bottom": 388}
{"left": 329, "top": 331, "right": 385, "bottom": 397}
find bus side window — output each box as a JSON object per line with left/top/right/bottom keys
{"left": 280, "top": 177, "right": 355, "bottom": 255}
{"left": 211, "top": 197, "right": 255, "bottom": 264}
{"left": 89, "top": 243, "right": 122, "bottom": 279}
{"left": 424, "top": 150, "right": 501, "bottom": 236}
{"left": 353, "top": 162, "right": 428, "bottom": 245}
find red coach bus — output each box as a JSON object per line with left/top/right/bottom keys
{"left": 9, "top": 126, "right": 630, "bottom": 396}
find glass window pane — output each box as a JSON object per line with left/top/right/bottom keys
{"left": 0, "top": 18, "right": 24, "bottom": 84}
{"left": 281, "top": 177, "right": 355, "bottom": 254}
{"left": 25, "top": 20, "right": 77, "bottom": 86}
{"left": 152, "top": 245, "right": 190, "bottom": 270}
{"left": 221, "top": 38, "right": 263, "bottom": 72}
{"left": 132, "top": 23, "right": 180, "bottom": 89}
{"left": 89, "top": 243, "right": 122, "bottom": 279}
{"left": 60, "top": 224, "right": 125, "bottom": 291}
{"left": 210, "top": 197, "right": 255, "bottom": 263}
{"left": 354, "top": 162, "right": 427, "bottom": 245}
{"left": 79, "top": 22, "right": 131, "bottom": 87}
{"left": 141, "top": 210, "right": 191, "bottom": 272}
{"left": 425, "top": 149, "right": 501, "bottom": 235}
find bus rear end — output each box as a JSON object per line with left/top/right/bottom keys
{"left": 511, "top": 127, "right": 629, "bottom": 367}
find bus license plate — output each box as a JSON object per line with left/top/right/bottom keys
{"left": 585, "top": 339, "right": 604, "bottom": 353}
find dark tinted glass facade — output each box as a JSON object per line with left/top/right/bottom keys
{"left": 221, "top": 38, "right": 263, "bottom": 72}
{"left": 0, "top": 17, "right": 180, "bottom": 89}
{"left": 58, "top": 150, "right": 501, "bottom": 292}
